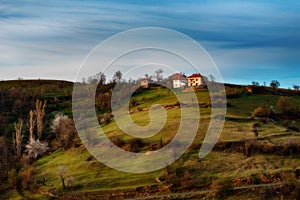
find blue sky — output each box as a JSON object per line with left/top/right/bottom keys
{"left": 1, "top": 0, "right": 300, "bottom": 88}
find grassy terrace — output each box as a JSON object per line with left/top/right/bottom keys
{"left": 14, "top": 86, "right": 298, "bottom": 199}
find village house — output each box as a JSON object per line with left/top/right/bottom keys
{"left": 187, "top": 73, "right": 205, "bottom": 87}
{"left": 169, "top": 73, "right": 187, "bottom": 88}
{"left": 140, "top": 78, "right": 152, "bottom": 88}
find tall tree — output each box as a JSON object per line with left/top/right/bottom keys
{"left": 113, "top": 70, "right": 122, "bottom": 83}
{"left": 154, "top": 68, "right": 164, "bottom": 82}
{"left": 35, "top": 100, "right": 46, "bottom": 139}
{"left": 97, "top": 72, "right": 106, "bottom": 85}
{"left": 14, "top": 119, "right": 23, "bottom": 160}
{"left": 28, "top": 110, "right": 35, "bottom": 141}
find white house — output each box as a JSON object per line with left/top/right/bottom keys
{"left": 169, "top": 73, "right": 187, "bottom": 88}
{"left": 173, "top": 79, "right": 187, "bottom": 88}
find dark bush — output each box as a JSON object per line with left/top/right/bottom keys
{"left": 130, "top": 97, "right": 138, "bottom": 107}
{"left": 129, "top": 138, "right": 144, "bottom": 152}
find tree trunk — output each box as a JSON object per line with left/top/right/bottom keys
{"left": 35, "top": 100, "right": 46, "bottom": 139}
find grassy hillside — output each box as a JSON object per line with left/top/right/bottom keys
{"left": 1, "top": 81, "right": 300, "bottom": 199}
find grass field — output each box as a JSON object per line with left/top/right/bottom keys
{"left": 3, "top": 86, "right": 300, "bottom": 199}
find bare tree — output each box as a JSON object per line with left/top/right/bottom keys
{"left": 154, "top": 68, "right": 164, "bottom": 82}
{"left": 14, "top": 119, "right": 23, "bottom": 160}
{"left": 113, "top": 70, "right": 122, "bottom": 83}
{"left": 96, "top": 72, "right": 106, "bottom": 85}
{"left": 28, "top": 110, "right": 35, "bottom": 140}
{"left": 57, "top": 166, "right": 67, "bottom": 189}
{"left": 35, "top": 100, "right": 46, "bottom": 139}
{"left": 209, "top": 74, "right": 215, "bottom": 83}
{"left": 41, "top": 172, "right": 50, "bottom": 186}
{"left": 82, "top": 77, "right": 86, "bottom": 84}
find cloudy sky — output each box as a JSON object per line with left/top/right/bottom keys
{"left": 1, "top": 0, "right": 300, "bottom": 88}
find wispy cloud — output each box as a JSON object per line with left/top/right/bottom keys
{"left": 0, "top": 0, "right": 299, "bottom": 87}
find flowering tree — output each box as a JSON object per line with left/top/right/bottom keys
{"left": 25, "top": 138, "right": 49, "bottom": 161}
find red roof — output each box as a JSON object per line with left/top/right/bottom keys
{"left": 169, "top": 73, "right": 186, "bottom": 79}
{"left": 187, "top": 73, "right": 202, "bottom": 78}
{"left": 174, "top": 77, "right": 187, "bottom": 81}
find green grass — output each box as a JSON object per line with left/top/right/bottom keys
{"left": 34, "top": 147, "right": 162, "bottom": 192}
{"left": 227, "top": 94, "right": 279, "bottom": 117}
{"left": 28, "top": 87, "right": 300, "bottom": 198}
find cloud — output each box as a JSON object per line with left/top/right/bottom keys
{"left": 0, "top": 0, "right": 299, "bottom": 87}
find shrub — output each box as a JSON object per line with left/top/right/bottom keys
{"left": 277, "top": 96, "right": 297, "bottom": 115}
{"left": 102, "top": 113, "right": 112, "bottom": 125}
{"left": 19, "top": 166, "right": 35, "bottom": 190}
{"left": 110, "top": 137, "right": 125, "bottom": 148}
{"left": 8, "top": 168, "right": 18, "bottom": 188}
{"left": 129, "top": 138, "right": 144, "bottom": 152}
{"left": 252, "top": 106, "right": 270, "bottom": 117}
{"left": 130, "top": 97, "right": 138, "bottom": 107}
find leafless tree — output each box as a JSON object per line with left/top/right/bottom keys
{"left": 28, "top": 110, "right": 36, "bottom": 140}
{"left": 14, "top": 119, "right": 23, "bottom": 160}
{"left": 113, "top": 70, "right": 122, "bottom": 83}
{"left": 154, "top": 68, "right": 164, "bottom": 82}
{"left": 57, "top": 165, "right": 67, "bottom": 189}
{"left": 209, "top": 74, "right": 215, "bottom": 83}
{"left": 97, "top": 72, "right": 106, "bottom": 85}
{"left": 35, "top": 100, "right": 46, "bottom": 139}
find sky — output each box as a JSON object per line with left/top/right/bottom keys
{"left": 1, "top": 0, "right": 300, "bottom": 88}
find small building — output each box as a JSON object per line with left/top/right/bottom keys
{"left": 187, "top": 73, "right": 205, "bottom": 87}
{"left": 169, "top": 73, "right": 187, "bottom": 88}
{"left": 140, "top": 78, "right": 152, "bottom": 88}
{"left": 173, "top": 78, "right": 187, "bottom": 88}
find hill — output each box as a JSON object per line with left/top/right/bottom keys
{"left": 0, "top": 80, "right": 300, "bottom": 199}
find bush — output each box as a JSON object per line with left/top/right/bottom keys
{"left": 252, "top": 106, "right": 270, "bottom": 117}
{"left": 110, "top": 136, "right": 125, "bottom": 148}
{"left": 130, "top": 97, "right": 138, "bottom": 107}
{"left": 277, "top": 96, "right": 297, "bottom": 116}
{"left": 101, "top": 113, "right": 112, "bottom": 125}
{"left": 19, "top": 166, "right": 35, "bottom": 190}
{"left": 8, "top": 168, "right": 18, "bottom": 188}
{"left": 129, "top": 138, "right": 144, "bottom": 152}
